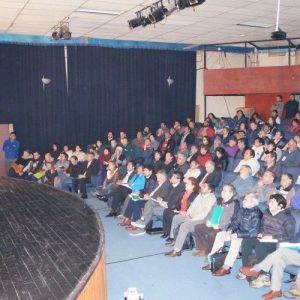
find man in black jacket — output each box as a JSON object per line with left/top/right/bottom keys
{"left": 131, "top": 171, "right": 184, "bottom": 231}
{"left": 198, "top": 160, "right": 222, "bottom": 188}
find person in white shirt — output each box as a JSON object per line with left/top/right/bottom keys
{"left": 184, "top": 160, "right": 201, "bottom": 183}
{"left": 234, "top": 147, "right": 260, "bottom": 176}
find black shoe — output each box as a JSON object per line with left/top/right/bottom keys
{"left": 81, "top": 194, "right": 88, "bottom": 199}
{"left": 161, "top": 234, "right": 169, "bottom": 239}
{"left": 106, "top": 212, "right": 117, "bottom": 217}
{"left": 165, "top": 238, "right": 175, "bottom": 245}
{"left": 97, "top": 195, "right": 108, "bottom": 202}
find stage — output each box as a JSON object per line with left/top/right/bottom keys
{"left": 0, "top": 177, "right": 106, "bottom": 300}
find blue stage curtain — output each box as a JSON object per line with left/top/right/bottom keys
{"left": 0, "top": 43, "right": 196, "bottom": 153}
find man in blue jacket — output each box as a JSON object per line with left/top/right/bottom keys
{"left": 2, "top": 131, "right": 20, "bottom": 175}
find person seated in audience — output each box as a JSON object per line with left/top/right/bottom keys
{"left": 270, "top": 109, "right": 281, "bottom": 125}
{"left": 188, "top": 120, "right": 199, "bottom": 136}
{"left": 24, "top": 151, "right": 43, "bottom": 180}
{"left": 235, "top": 138, "right": 247, "bottom": 159}
{"left": 94, "top": 139, "right": 105, "bottom": 155}
{"left": 192, "top": 184, "right": 239, "bottom": 257}
{"left": 213, "top": 147, "right": 228, "bottom": 171}
{"left": 234, "top": 147, "right": 260, "bottom": 176}
{"left": 93, "top": 161, "right": 119, "bottom": 201}
{"left": 238, "top": 194, "right": 295, "bottom": 290}
{"left": 232, "top": 110, "right": 247, "bottom": 132}
{"left": 207, "top": 113, "right": 220, "bottom": 129}
{"left": 258, "top": 128, "right": 271, "bottom": 145}
{"left": 177, "top": 141, "right": 189, "bottom": 158}
{"left": 152, "top": 150, "right": 164, "bottom": 173}
{"left": 107, "top": 164, "right": 145, "bottom": 217}
{"left": 272, "top": 130, "right": 287, "bottom": 150}
{"left": 235, "top": 130, "right": 247, "bottom": 141}
{"left": 97, "top": 147, "right": 111, "bottom": 183}
{"left": 170, "top": 127, "right": 181, "bottom": 148}
{"left": 159, "top": 121, "right": 169, "bottom": 134}
{"left": 160, "top": 131, "right": 175, "bottom": 155}
{"left": 8, "top": 150, "right": 32, "bottom": 178}
{"left": 165, "top": 182, "right": 216, "bottom": 257}
{"left": 261, "top": 140, "right": 282, "bottom": 162}
{"left": 239, "top": 122, "right": 248, "bottom": 134}
{"left": 161, "top": 177, "right": 199, "bottom": 238}
{"left": 120, "top": 137, "right": 134, "bottom": 161}
{"left": 197, "top": 145, "right": 212, "bottom": 169}
{"left": 216, "top": 117, "right": 229, "bottom": 135}
{"left": 132, "top": 131, "right": 144, "bottom": 149}
{"left": 117, "top": 131, "right": 127, "bottom": 145}
{"left": 276, "top": 173, "right": 296, "bottom": 207}
{"left": 258, "top": 152, "right": 282, "bottom": 179}
{"left": 110, "top": 146, "right": 127, "bottom": 175}
{"left": 278, "top": 138, "right": 300, "bottom": 168}
{"left": 66, "top": 155, "right": 84, "bottom": 191}
{"left": 169, "top": 152, "right": 189, "bottom": 177}
{"left": 288, "top": 118, "right": 300, "bottom": 134}
{"left": 130, "top": 171, "right": 185, "bottom": 232}
{"left": 74, "top": 151, "right": 99, "bottom": 199}
{"left": 220, "top": 126, "right": 231, "bottom": 146}
{"left": 155, "top": 128, "right": 165, "bottom": 145}
{"left": 32, "top": 153, "right": 55, "bottom": 183}
{"left": 109, "top": 139, "right": 118, "bottom": 155}
{"left": 142, "top": 126, "right": 151, "bottom": 139}
{"left": 120, "top": 165, "right": 157, "bottom": 226}
{"left": 209, "top": 136, "right": 222, "bottom": 157}
{"left": 106, "top": 161, "right": 136, "bottom": 207}
{"left": 73, "top": 145, "right": 86, "bottom": 162}
{"left": 202, "top": 136, "right": 212, "bottom": 149}
{"left": 252, "top": 137, "right": 265, "bottom": 160}
{"left": 51, "top": 152, "right": 70, "bottom": 188}
{"left": 224, "top": 136, "right": 239, "bottom": 158}
{"left": 187, "top": 144, "right": 199, "bottom": 163}
{"left": 251, "top": 170, "right": 277, "bottom": 210}
{"left": 180, "top": 126, "right": 195, "bottom": 146}
{"left": 270, "top": 95, "right": 284, "bottom": 119}
{"left": 265, "top": 117, "right": 277, "bottom": 137}
{"left": 163, "top": 152, "right": 175, "bottom": 175}
{"left": 50, "top": 143, "right": 60, "bottom": 160}
{"left": 284, "top": 94, "right": 299, "bottom": 119}
{"left": 250, "top": 113, "right": 264, "bottom": 127}
{"left": 149, "top": 134, "right": 159, "bottom": 151}
{"left": 240, "top": 247, "right": 300, "bottom": 300}
{"left": 289, "top": 110, "right": 300, "bottom": 125}
{"left": 196, "top": 119, "right": 215, "bottom": 140}
{"left": 232, "top": 165, "right": 256, "bottom": 199}
{"left": 63, "top": 144, "right": 73, "bottom": 159}
{"left": 204, "top": 193, "right": 262, "bottom": 276}
{"left": 105, "top": 131, "right": 114, "bottom": 146}
{"left": 198, "top": 160, "right": 222, "bottom": 188}
{"left": 184, "top": 160, "right": 201, "bottom": 182}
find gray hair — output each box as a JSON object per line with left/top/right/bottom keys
{"left": 244, "top": 193, "right": 259, "bottom": 207}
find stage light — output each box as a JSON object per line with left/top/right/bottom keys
{"left": 148, "top": 6, "right": 168, "bottom": 23}
{"left": 51, "top": 20, "right": 71, "bottom": 41}
{"left": 61, "top": 25, "right": 72, "bottom": 40}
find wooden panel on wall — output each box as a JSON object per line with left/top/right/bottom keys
{"left": 204, "top": 65, "right": 300, "bottom": 95}
{"left": 77, "top": 251, "right": 107, "bottom": 300}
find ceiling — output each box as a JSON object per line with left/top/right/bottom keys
{"left": 0, "top": 0, "right": 300, "bottom": 47}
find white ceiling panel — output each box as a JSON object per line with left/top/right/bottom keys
{"left": 0, "top": 0, "right": 299, "bottom": 47}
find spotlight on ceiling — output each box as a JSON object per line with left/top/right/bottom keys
{"left": 128, "top": 16, "right": 151, "bottom": 29}
{"left": 51, "top": 21, "right": 72, "bottom": 40}
{"left": 177, "top": 0, "right": 206, "bottom": 9}
{"left": 148, "top": 6, "right": 168, "bottom": 23}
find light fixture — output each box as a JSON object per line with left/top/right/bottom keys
{"left": 148, "top": 6, "right": 168, "bottom": 24}
{"left": 51, "top": 20, "right": 72, "bottom": 41}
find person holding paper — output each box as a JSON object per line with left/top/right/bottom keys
{"left": 239, "top": 194, "right": 296, "bottom": 290}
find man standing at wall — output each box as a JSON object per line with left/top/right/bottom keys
{"left": 2, "top": 131, "right": 20, "bottom": 176}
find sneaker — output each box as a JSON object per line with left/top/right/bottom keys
{"left": 236, "top": 272, "right": 247, "bottom": 280}
{"left": 130, "top": 229, "right": 146, "bottom": 236}
{"left": 284, "top": 284, "right": 300, "bottom": 299}
{"left": 131, "top": 220, "right": 146, "bottom": 229}
{"left": 250, "top": 274, "right": 271, "bottom": 289}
